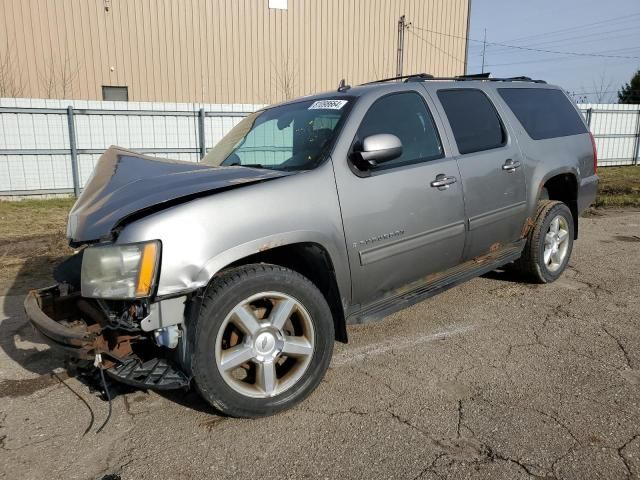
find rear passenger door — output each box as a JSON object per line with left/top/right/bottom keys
{"left": 433, "top": 88, "right": 527, "bottom": 260}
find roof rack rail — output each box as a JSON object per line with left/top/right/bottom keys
{"left": 455, "top": 72, "right": 491, "bottom": 79}
{"left": 359, "top": 73, "right": 546, "bottom": 86}
{"left": 360, "top": 73, "right": 434, "bottom": 85}
{"left": 448, "top": 75, "right": 546, "bottom": 84}
{"left": 404, "top": 73, "right": 436, "bottom": 83}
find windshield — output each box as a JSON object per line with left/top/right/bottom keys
{"left": 203, "top": 98, "right": 354, "bottom": 171}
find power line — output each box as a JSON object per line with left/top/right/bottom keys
{"left": 468, "top": 25, "right": 640, "bottom": 57}
{"left": 502, "top": 58, "right": 635, "bottom": 76}
{"left": 483, "top": 57, "right": 596, "bottom": 68}
{"left": 569, "top": 89, "right": 640, "bottom": 95}
{"left": 471, "top": 45, "right": 640, "bottom": 68}
{"left": 485, "top": 12, "right": 640, "bottom": 46}
{"left": 412, "top": 25, "right": 640, "bottom": 60}
{"left": 469, "top": 23, "right": 640, "bottom": 52}
{"left": 406, "top": 28, "right": 465, "bottom": 64}
{"left": 477, "top": 27, "right": 640, "bottom": 56}
{"left": 483, "top": 46, "right": 640, "bottom": 67}
{"left": 477, "top": 34, "right": 640, "bottom": 60}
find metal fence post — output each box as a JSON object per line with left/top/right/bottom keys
{"left": 66, "top": 106, "right": 81, "bottom": 197}
{"left": 198, "top": 108, "right": 206, "bottom": 160}
{"left": 585, "top": 107, "right": 593, "bottom": 131}
{"left": 633, "top": 109, "right": 640, "bottom": 166}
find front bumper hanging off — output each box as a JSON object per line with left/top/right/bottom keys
{"left": 24, "top": 286, "right": 117, "bottom": 360}
{"left": 24, "top": 285, "right": 190, "bottom": 390}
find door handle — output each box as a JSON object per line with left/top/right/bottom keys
{"left": 430, "top": 174, "right": 457, "bottom": 190}
{"left": 502, "top": 159, "right": 521, "bottom": 172}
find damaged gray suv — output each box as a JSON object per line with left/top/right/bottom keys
{"left": 25, "top": 74, "right": 598, "bottom": 417}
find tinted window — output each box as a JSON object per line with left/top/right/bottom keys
{"left": 498, "top": 88, "right": 587, "bottom": 140}
{"left": 355, "top": 92, "right": 443, "bottom": 169}
{"left": 438, "top": 89, "right": 506, "bottom": 154}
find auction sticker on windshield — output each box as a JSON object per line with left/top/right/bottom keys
{"left": 308, "top": 99, "right": 348, "bottom": 110}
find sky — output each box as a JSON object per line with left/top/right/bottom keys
{"left": 466, "top": 0, "right": 640, "bottom": 103}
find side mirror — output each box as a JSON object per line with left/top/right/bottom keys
{"left": 351, "top": 134, "right": 403, "bottom": 168}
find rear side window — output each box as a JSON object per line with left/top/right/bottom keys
{"left": 355, "top": 91, "right": 443, "bottom": 169}
{"left": 498, "top": 88, "right": 587, "bottom": 140}
{"left": 437, "top": 89, "right": 506, "bottom": 154}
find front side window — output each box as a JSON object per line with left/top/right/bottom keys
{"left": 354, "top": 91, "right": 443, "bottom": 170}
{"left": 437, "top": 89, "right": 506, "bottom": 154}
{"left": 203, "top": 98, "right": 353, "bottom": 171}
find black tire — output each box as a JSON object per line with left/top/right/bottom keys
{"left": 191, "top": 263, "right": 334, "bottom": 418}
{"left": 516, "top": 200, "right": 574, "bottom": 283}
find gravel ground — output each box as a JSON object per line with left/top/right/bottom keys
{"left": 1, "top": 210, "right": 639, "bottom": 480}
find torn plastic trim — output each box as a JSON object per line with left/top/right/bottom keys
{"left": 140, "top": 296, "right": 188, "bottom": 332}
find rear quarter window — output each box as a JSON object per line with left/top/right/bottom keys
{"left": 498, "top": 88, "right": 587, "bottom": 140}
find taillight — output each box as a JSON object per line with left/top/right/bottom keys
{"left": 589, "top": 132, "right": 598, "bottom": 174}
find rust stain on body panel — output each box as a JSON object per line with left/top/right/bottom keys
{"left": 520, "top": 217, "right": 534, "bottom": 238}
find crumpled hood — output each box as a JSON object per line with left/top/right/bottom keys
{"left": 67, "top": 146, "right": 293, "bottom": 243}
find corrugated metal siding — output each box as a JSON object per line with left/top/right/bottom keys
{"left": 1, "top": 0, "right": 469, "bottom": 104}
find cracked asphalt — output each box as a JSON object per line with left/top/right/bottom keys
{"left": 1, "top": 209, "right": 639, "bottom": 480}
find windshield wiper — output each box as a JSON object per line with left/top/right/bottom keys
{"left": 229, "top": 162, "right": 267, "bottom": 169}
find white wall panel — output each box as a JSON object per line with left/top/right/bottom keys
{"left": 580, "top": 104, "right": 640, "bottom": 167}
{"left": 2, "top": 99, "right": 637, "bottom": 196}
{"left": 0, "top": 98, "right": 262, "bottom": 194}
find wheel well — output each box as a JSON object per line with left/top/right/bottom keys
{"left": 542, "top": 173, "right": 579, "bottom": 239}
{"left": 224, "top": 243, "right": 348, "bottom": 343}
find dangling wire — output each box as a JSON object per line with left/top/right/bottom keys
{"left": 54, "top": 372, "right": 95, "bottom": 436}
{"left": 95, "top": 354, "right": 113, "bottom": 434}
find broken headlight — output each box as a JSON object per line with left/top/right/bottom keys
{"left": 81, "top": 241, "right": 160, "bottom": 299}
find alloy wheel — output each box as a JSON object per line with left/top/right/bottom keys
{"left": 214, "top": 292, "right": 315, "bottom": 398}
{"left": 543, "top": 214, "right": 570, "bottom": 272}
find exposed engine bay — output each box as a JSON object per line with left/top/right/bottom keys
{"left": 26, "top": 253, "right": 194, "bottom": 390}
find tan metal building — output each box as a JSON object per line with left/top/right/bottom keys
{"left": 1, "top": 0, "right": 470, "bottom": 104}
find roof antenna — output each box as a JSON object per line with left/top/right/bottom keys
{"left": 338, "top": 79, "right": 351, "bottom": 92}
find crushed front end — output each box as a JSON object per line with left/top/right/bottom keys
{"left": 24, "top": 246, "right": 192, "bottom": 391}
{"left": 22, "top": 146, "right": 293, "bottom": 393}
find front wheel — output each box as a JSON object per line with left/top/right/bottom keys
{"left": 516, "top": 200, "right": 574, "bottom": 283}
{"left": 191, "top": 264, "right": 334, "bottom": 418}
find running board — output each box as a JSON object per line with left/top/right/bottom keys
{"left": 348, "top": 242, "right": 524, "bottom": 324}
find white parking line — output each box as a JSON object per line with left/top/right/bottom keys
{"left": 331, "top": 324, "right": 476, "bottom": 367}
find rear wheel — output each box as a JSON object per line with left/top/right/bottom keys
{"left": 516, "top": 200, "right": 574, "bottom": 283}
{"left": 192, "top": 264, "right": 334, "bottom": 417}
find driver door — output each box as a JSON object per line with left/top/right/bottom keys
{"left": 333, "top": 90, "right": 467, "bottom": 309}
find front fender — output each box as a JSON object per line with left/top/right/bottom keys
{"left": 114, "top": 161, "right": 351, "bottom": 305}
{"left": 196, "top": 230, "right": 350, "bottom": 302}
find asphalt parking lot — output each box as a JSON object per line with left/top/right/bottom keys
{"left": 1, "top": 210, "right": 639, "bottom": 480}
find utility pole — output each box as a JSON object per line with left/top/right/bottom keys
{"left": 481, "top": 28, "right": 487, "bottom": 73}
{"left": 396, "top": 15, "right": 407, "bottom": 78}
